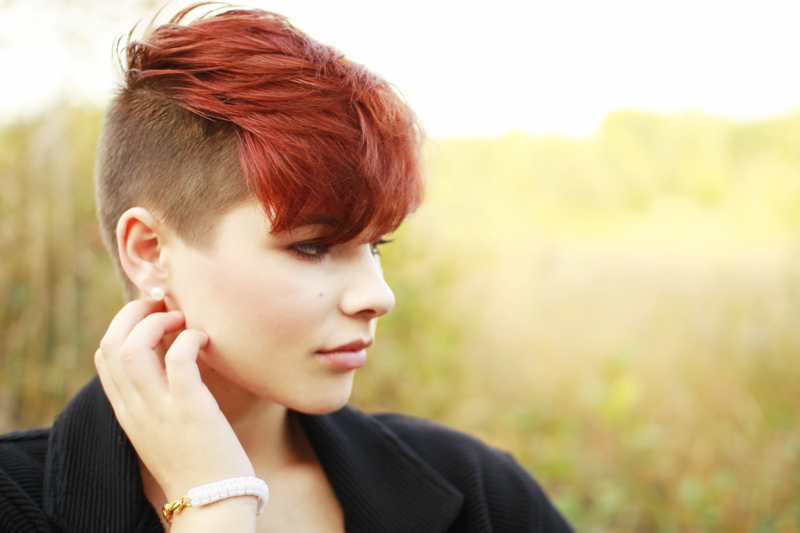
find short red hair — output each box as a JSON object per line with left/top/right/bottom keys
{"left": 96, "top": 4, "right": 424, "bottom": 298}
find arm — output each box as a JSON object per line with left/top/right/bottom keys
{"left": 95, "top": 298, "right": 258, "bottom": 532}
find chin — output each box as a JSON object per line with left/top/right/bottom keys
{"left": 286, "top": 378, "right": 355, "bottom": 415}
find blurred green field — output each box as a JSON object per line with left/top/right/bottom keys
{"left": 1, "top": 107, "right": 799, "bottom": 532}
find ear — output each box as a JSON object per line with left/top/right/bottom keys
{"left": 117, "top": 207, "right": 169, "bottom": 299}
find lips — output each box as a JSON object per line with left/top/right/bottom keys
{"left": 316, "top": 338, "right": 373, "bottom": 354}
{"left": 315, "top": 338, "right": 372, "bottom": 370}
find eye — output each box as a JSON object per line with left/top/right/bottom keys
{"left": 290, "top": 242, "right": 331, "bottom": 261}
{"left": 370, "top": 238, "right": 392, "bottom": 256}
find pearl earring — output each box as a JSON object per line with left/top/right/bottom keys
{"left": 150, "top": 287, "right": 165, "bottom": 301}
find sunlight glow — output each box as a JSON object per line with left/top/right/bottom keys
{"left": 1, "top": 0, "right": 799, "bottom": 137}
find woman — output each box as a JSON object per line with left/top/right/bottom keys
{"left": 0, "top": 5, "right": 573, "bottom": 532}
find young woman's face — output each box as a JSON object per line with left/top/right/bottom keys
{"left": 160, "top": 201, "right": 395, "bottom": 414}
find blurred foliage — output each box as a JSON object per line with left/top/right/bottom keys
{"left": 0, "top": 107, "right": 122, "bottom": 430}
{"left": 2, "top": 107, "right": 800, "bottom": 532}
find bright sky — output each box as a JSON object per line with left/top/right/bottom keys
{"left": 1, "top": 0, "right": 799, "bottom": 137}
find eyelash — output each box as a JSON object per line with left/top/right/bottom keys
{"left": 290, "top": 242, "right": 331, "bottom": 262}
{"left": 371, "top": 239, "right": 392, "bottom": 256}
{"left": 289, "top": 239, "right": 392, "bottom": 262}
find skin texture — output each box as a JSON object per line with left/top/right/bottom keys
{"left": 96, "top": 201, "right": 395, "bottom": 532}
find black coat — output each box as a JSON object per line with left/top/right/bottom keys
{"left": 0, "top": 378, "right": 573, "bottom": 532}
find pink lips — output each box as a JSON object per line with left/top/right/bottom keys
{"left": 316, "top": 339, "right": 372, "bottom": 370}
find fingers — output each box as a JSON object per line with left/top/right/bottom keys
{"left": 102, "top": 299, "right": 167, "bottom": 349}
{"left": 95, "top": 348, "right": 122, "bottom": 407}
{"left": 99, "top": 299, "right": 167, "bottom": 398}
{"left": 99, "top": 299, "right": 213, "bottom": 416}
{"left": 121, "top": 310, "right": 185, "bottom": 393}
{"left": 126, "top": 309, "right": 186, "bottom": 352}
{"left": 99, "top": 299, "right": 186, "bottom": 401}
{"left": 165, "top": 329, "right": 210, "bottom": 396}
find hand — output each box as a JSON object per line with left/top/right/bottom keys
{"left": 95, "top": 299, "right": 256, "bottom": 503}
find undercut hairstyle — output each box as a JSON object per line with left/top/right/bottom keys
{"left": 95, "top": 4, "right": 425, "bottom": 300}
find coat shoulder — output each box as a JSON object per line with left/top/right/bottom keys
{"left": 372, "top": 412, "right": 574, "bottom": 533}
{"left": 0, "top": 428, "right": 51, "bottom": 532}
{"left": 0, "top": 427, "right": 49, "bottom": 489}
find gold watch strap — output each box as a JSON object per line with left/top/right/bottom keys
{"left": 162, "top": 496, "right": 192, "bottom": 524}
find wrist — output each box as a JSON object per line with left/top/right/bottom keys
{"left": 169, "top": 496, "right": 258, "bottom": 531}
{"left": 163, "top": 476, "right": 269, "bottom": 525}
{"left": 161, "top": 467, "right": 257, "bottom": 503}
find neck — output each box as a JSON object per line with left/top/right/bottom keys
{"left": 138, "top": 357, "right": 314, "bottom": 514}
{"left": 156, "top": 325, "right": 312, "bottom": 474}
{"left": 196, "top": 358, "right": 315, "bottom": 477}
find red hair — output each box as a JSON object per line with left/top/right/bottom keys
{"left": 125, "top": 5, "right": 424, "bottom": 244}
{"left": 96, "top": 4, "right": 424, "bottom": 298}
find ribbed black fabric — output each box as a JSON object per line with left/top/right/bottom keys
{"left": 0, "top": 429, "right": 49, "bottom": 533}
{"left": 0, "top": 378, "right": 574, "bottom": 532}
{"left": 367, "top": 414, "right": 573, "bottom": 533}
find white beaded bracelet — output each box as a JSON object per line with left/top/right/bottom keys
{"left": 162, "top": 477, "right": 269, "bottom": 524}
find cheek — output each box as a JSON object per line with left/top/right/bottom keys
{"left": 189, "top": 255, "right": 333, "bottom": 348}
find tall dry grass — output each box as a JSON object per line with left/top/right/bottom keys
{"left": 0, "top": 108, "right": 121, "bottom": 430}
{"left": 1, "top": 107, "right": 798, "bottom": 531}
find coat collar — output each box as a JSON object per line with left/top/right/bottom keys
{"left": 296, "top": 407, "right": 464, "bottom": 533}
{"left": 43, "top": 377, "right": 161, "bottom": 533}
{"left": 43, "top": 377, "right": 463, "bottom": 533}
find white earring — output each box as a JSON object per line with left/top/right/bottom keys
{"left": 150, "top": 287, "right": 165, "bottom": 301}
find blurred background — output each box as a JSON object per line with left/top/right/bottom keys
{"left": 1, "top": 0, "right": 799, "bottom": 531}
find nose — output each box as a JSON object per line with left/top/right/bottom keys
{"left": 339, "top": 245, "right": 396, "bottom": 319}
